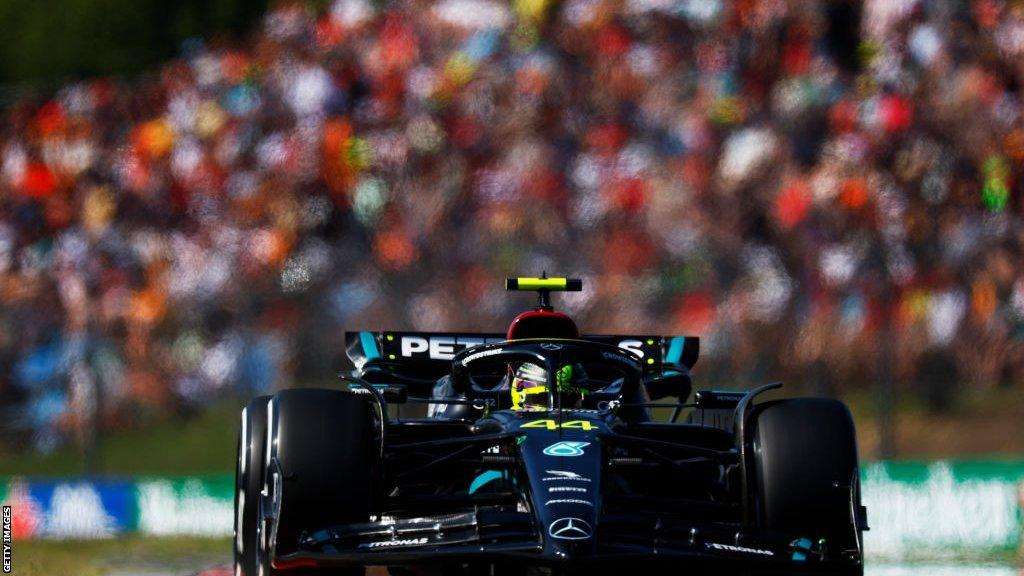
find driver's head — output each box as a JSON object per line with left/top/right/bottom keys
{"left": 554, "top": 364, "right": 585, "bottom": 408}
{"left": 510, "top": 362, "right": 586, "bottom": 411}
{"left": 511, "top": 362, "right": 548, "bottom": 411}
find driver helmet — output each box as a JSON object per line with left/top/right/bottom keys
{"left": 510, "top": 363, "right": 586, "bottom": 411}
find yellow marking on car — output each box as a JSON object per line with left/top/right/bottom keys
{"left": 509, "top": 277, "right": 567, "bottom": 289}
{"left": 521, "top": 419, "right": 594, "bottom": 430}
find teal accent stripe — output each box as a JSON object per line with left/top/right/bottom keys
{"left": 666, "top": 336, "right": 685, "bottom": 364}
{"left": 360, "top": 331, "right": 380, "bottom": 361}
{"left": 791, "top": 537, "right": 812, "bottom": 561}
{"left": 468, "top": 470, "right": 503, "bottom": 494}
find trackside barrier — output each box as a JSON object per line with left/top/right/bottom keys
{"left": 0, "top": 476, "right": 234, "bottom": 539}
{"left": 1, "top": 462, "right": 1022, "bottom": 561}
{"left": 861, "top": 461, "right": 1024, "bottom": 561}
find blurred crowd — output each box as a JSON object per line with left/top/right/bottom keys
{"left": 3, "top": 0, "right": 1024, "bottom": 451}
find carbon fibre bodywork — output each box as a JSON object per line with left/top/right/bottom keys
{"left": 253, "top": 338, "right": 867, "bottom": 575}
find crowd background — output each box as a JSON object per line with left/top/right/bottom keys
{"left": 2, "top": 0, "right": 1024, "bottom": 455}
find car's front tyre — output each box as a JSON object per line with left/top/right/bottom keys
{"left": 261, "top": 388, "right": 377, "bottom": 576}
{"left": 752, "top": 397, "right": 864, "bottom": 576}
{"left": 235, "top": 395, "right": 271, "bottom": 576}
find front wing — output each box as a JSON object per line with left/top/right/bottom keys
{"left": 272, "top": 510, "right": 861, "bottom": 574}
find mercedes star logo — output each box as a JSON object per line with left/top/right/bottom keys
{"left": 549, "top": 517, "right": 593, "bottom": 540}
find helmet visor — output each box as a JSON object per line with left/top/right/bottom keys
{"left": 512, "top": 363, "right": 548, "bottom": 410}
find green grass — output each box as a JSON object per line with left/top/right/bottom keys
{"left": 841, "top": 383, "right": 1024, "bottom": 419}
{"left": 3, "top": 385, "right": 1024, "bottom": 478}
{"left": 13, "top": 536, "right": 230, "bottom": 576}
{"left": 0, "top": 401, "right": 241, "bottom": 477}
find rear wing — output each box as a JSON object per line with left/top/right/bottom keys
{"left": 344, "top": 331, "right": 699, "bottom": 385}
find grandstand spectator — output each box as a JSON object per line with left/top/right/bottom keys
{"left": 2, "top": 0, "right": 1024, "bottom": 451}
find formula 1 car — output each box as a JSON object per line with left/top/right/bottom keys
{"left": 235, "top": 277, "right": 868, "bottom": 576}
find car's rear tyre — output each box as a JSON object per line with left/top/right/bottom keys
{"left": 262, "top": 388, "right": 377, "bottom": 576}
{"left": 752, "top": 398, "right": 863, "bottom": 574}
{"left": 235, "top": 395, "right": 271, "bottom": 576}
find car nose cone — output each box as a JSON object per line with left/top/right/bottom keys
{"left": 548, "top": 517, "right": 592, "bottom": 541}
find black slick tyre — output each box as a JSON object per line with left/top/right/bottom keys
{"left": 752, "top": 398, "right": 863, "bottom": 573}
{"left": 263, "top": 388, "right": 377, "bottom": 575}
{"left": 234, "top": 395, "right": 271, "bottom": 576}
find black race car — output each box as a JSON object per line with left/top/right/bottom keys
{"left": 235, "top": 277, "right": 868, "bottom": 575}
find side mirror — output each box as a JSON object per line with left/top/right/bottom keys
{"left": 694, "top": 389, "right": 746, "bottom": 409}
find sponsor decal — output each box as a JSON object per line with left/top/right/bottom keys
{"left": 359, "top": 537, "right": 428, "bottom": 549}
{"left": 41, "top": 483, "right": 119, "bottom": 538}
{"left": 545, "top": 498, "right": 594, "bottom": 507}
{"left": 861, "top": 461, "right": 1023, "bottom": 558}
{"left": 521, "top": 419, "right": 595, "bottom": 431}
{"left": 540, "top": 343, "right": 563, "bottom": 350}
{"left": 2, "top": 506, "right": 10, "bottom": 573}
{"left": 601, "top": 351, "right": 637, "bottom": 366}
{"left": 616, "top": 339, "right": 645, "bottom": 358}
{"left": 549, "top": 517, "right": 592, "bottom": 540}
{"left": 548, "top": 486, "right": 588, "bottom": 493}
{"left": 705, "top": 542, "right": 774, "bottom": 556}
{"left": 137, "top": 479, "right": 233, "bottom": 537}
{"left": 399, "top": 336, "right": 503, "bottom": 360}
{"left": 542, "top": 441, "right": 590, "bottom": 457}
{"left": 460, "top": 348, "right": 504, "bottom": 366}
{"left": 542, "top": 470, "right": 591, "bottom": 482}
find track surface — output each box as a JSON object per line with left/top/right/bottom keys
{"left": 179, "top": 565, "right": 1022, "bottom": 576}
